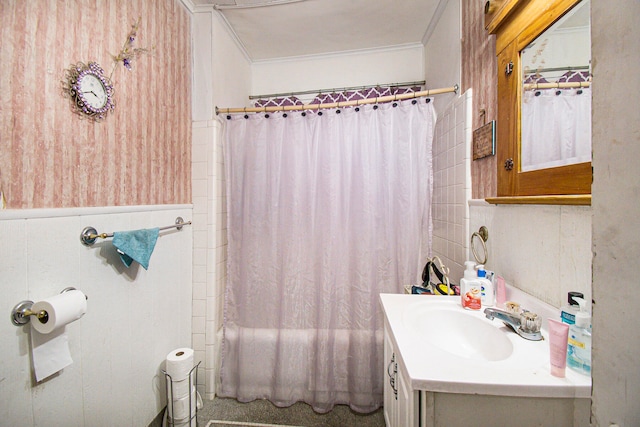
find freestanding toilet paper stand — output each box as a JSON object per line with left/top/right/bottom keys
{"left": 162, "top": 361, "right": 201, "bottom": 427}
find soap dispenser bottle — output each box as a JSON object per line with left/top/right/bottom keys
{"left": 561, "top": 291, "right": 584, "bottom": 325}
{"left": 460, "top": 261, "right": 481, "bottom": 310}
{"left": 567, "top": 297, "right": 592, "bottom": 375}
{"left": 476, "top": 265, "right": 495, "bottom": 307}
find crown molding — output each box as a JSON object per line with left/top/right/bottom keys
{"left": 179, "top": 0, "right": 218, "bottom": 14}
{"left": 422, "top": 0, "right": 450, "bottom": 45}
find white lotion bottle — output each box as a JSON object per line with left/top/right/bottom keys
{"left": 476, "top": 265, "right": 495, "bottom": 307}
{"left": 460, "top": 261, "right": 482, "bottom": 310}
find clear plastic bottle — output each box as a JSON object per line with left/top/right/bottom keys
{"left": 567, "top": 297, "right": 591, "bottom": 375}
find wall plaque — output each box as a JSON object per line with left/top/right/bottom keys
{"left": 473, "top": 120, "right": 496, "bottom": 160}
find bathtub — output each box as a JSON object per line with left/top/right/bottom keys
{"left": 218, "top": 324, "right": 384, "bottom": 412}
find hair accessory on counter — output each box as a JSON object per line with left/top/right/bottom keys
{"left": 417, "top": 256, "right": 459, "bottom": 295}
{"left": 411, "top": 285, "right": 432, "bottom": 295}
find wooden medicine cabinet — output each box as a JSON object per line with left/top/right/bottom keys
{"left": 485, "top": 0, "right": 592, "bottom": 205}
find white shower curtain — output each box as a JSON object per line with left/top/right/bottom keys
{"left": 521, "top": 88, "right": 591, "bottom": 171}
{"left": 220, "top": 100, "right": 435, "bottom": 413}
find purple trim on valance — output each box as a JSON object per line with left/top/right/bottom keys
{"left": 311, "top": 86, "right": 423, "bottom": 105}
{"left": 252, "top": 86, "right": 424, "bottom": 113}
{"left": 524, "top": 70, "right": 590, "bottom": 84}
{"left": 557, "top": 71, "right": 590, "bottom": 83}
{"left": 254, "top": 96, "right": 304, "bottom": 108}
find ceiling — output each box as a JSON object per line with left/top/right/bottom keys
{"left": 191, "top": 0, "right": 443, "bottom": 61}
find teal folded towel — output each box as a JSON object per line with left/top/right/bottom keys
{"left": 112, "top": 228, "right": 160, "bottom": 270}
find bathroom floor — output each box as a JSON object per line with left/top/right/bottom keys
{"left": 195, "top": 397, "right": 385, "bottom": 427}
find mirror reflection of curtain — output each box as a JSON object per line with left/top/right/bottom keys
{"left": 521, "top": 88, "right": 591, "bottom": 171}
{"left": 220, "top": 100, "right": 435, "bottom": 413}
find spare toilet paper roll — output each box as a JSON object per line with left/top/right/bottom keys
{"left": 167, "top": 387, "right": 197, "bottom": 421}
{"left": 165, "top": 348, "right": 195, "bottom": 381}
{"left": 171, "top": 377, "right": 191, "bottom": 399}
{"left": 30, "top": 289, "right": 87, "bottom": 334}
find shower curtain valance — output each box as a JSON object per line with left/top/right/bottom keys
{"left": 215, "top": 84, "right": 458, "bottom": 115}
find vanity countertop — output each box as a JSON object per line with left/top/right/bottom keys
{"left": 380, "top": 293, "right": 591, "bottom": 398}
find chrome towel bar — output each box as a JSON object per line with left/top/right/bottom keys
{"left": 80, "top": 216, "right": 191, "bottom": 246}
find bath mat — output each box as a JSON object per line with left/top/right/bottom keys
{"left": 206, "top": 421, "right": 305, "bottom": 427}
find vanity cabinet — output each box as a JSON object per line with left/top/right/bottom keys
{"left": 383, "top": 320, "right": 417, "bottom": 427}
{"left": 380, "top": 294, "right": 591, "bottom": 427}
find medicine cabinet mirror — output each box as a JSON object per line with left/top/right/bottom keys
{"left": 486, "top": 0, "right": 592, "bottom": 205}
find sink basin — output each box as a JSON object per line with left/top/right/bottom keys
{"left": 381, "top": 293, "right": 591, "bottom": 399}
{"left": 402, "top": 299, "right": 514, "bottom": 361}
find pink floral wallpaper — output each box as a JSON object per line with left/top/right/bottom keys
{"left": 0, "top": 0, "right": 191, "bottom": 208}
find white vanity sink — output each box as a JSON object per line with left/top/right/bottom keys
{"left": 381, "top": 293, "right": 591, "bottom": 398}
{"left": 402, "top": 299, "right": 514, "bottom": 361}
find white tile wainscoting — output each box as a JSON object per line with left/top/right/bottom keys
{"left": 0, "top": 205, "right": 192, "bottom": 426}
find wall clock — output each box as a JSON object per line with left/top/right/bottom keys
{"left": 64, "top": 62, "right": 114, "bottom": 121}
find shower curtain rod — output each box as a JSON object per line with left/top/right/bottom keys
{"left": 523, "top": 81, "right": 591, "bottom": 91}
{"left": 216, "top": 84, "right": 458, "bottom": 115}
{"left": 525, "top": 65, "right": 590, "bottom": 74}
{"left": 248, "top": 80, "right": 427, "bottom": 100}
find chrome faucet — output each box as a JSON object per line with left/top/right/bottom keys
{"left": 484, "top": 308, "right": 543, "bottom": 341}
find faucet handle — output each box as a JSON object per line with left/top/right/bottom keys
{"left": 505, "top": 301, "right": 521, "bottom": 314}
{"left": 520, "top": 311, "right": 542, "bottom": 333}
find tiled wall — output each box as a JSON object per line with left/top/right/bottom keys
{"left": 191, "top": 119, "right": 227, "bottom": 399}
{"left": 469, "top": 201, "right": 592, "bottom": 309}
{"left": 0, "top": 205, "right": 193, "bottom": 426}
{"left": 432, "top": 91, "right": 473, "bottom": 282}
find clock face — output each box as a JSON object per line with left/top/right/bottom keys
{"left": 79, "top": 74, "right": 108, "bottom": 110}
{"left": 65, "top": 61, "right": 114, "bottom": 121}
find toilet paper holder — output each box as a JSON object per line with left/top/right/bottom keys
{"left": 162, "top": 360, "right": 201, "bottom": 425}
{"left": 11, "top": 287, "right": 88, "bottom": 326}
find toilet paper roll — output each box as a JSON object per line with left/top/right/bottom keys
{"left": 30, "top": 290, "right": 87, "bottom": 334}
{"left": 167, "top": 388, "right": 197, "bottom": 421}
{"left": 163, "top": 410, "right": 197, "bottom": 427}
{"left": 31, "top": 326, "right": 73, "bottom": 382}
{"left": 171, "top": 377, "right": 191, "bottom": 399}
{"left": 165, "top": 348, "right": 194, "bottom": 381}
